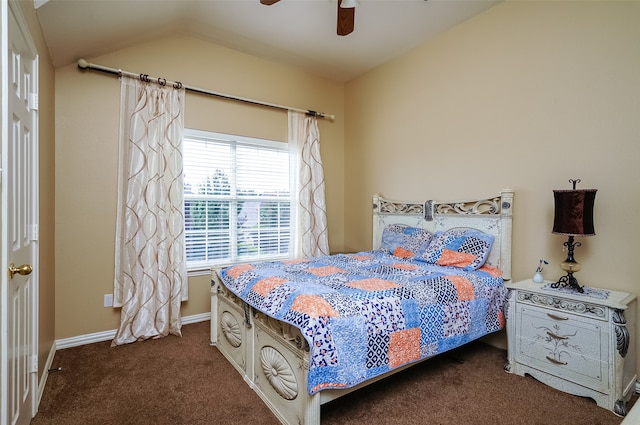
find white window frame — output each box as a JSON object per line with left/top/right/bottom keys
{"left": 183, "top": 129, "right": 294, "bottom": 272}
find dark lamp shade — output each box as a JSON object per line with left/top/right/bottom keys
{"left": 552, "top": 189, "right": 597, "bottom": 236}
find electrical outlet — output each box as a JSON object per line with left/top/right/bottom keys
{"left": 104, "top": 294, "right": 113, "bottom": 307}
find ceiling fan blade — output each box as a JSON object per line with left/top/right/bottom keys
{"left": 337, "top": 0, "right": 355, "bottom": 36}
{"left": 260, "top": 0, "right": 280, "bottom": 5}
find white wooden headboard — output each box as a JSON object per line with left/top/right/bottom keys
{"left": 372, "top": 189, "right": 514, "bottom": 281}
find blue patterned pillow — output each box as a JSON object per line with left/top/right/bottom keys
{"left": 380, "top": 225, "right": 433, "bottom": 259}
{"left": 415, "top": 227, "right": 494, "bottom": 270}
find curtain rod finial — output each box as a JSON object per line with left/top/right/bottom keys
{"left": 78, "top": 58, "right": 89, "bottom": 69}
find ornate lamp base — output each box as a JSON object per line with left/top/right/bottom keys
{"left": 551, "top": 235, "right": 585, "bottom": 293}
{"left": 551, "top": 272, "right": 584, "bottom": 293}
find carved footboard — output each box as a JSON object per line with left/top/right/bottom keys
{"left": 211, "top": 272, "right": 322, "bottom": 425}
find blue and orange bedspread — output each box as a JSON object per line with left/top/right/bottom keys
{"left": 220, "top": 250, "right": 506, "bottom": 395}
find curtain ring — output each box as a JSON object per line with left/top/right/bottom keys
{"left": 173, "top": 81, "right": 183, "bottom": 89}
{"left": 139, "top": 73, "right": 150, "bottom": 83}
{"left": 158, "top": 77, "right": 166, "bottom": 86}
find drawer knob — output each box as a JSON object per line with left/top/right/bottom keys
{"left": 546, "top": 330, "right": 568, "bottom": 340}
{"left": 546, "top": 355, "right": 568, "bottom": 365}
{"left": 547, "top": 313, "right": 569, "bottom": 321}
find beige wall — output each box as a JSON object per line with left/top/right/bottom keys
{"left": 54, "top": 34, "right": 345, "bottom": 339}
{"left": 344, "top": 1, "right": 640, "bottom": 368}
{"left": 17, "top": 0, "right": 56, "bottom": 383}
{"left": 46, "top": 0, "right": 640, "bottom": 377}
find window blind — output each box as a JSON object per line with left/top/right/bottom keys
{"left": 183, "top": 129, "right": 292, "bottom": 270}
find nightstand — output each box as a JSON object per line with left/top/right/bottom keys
{"left": 505, "top": 279, "right": 637, "bottom": 416}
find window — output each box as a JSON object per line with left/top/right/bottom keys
{"left": 183, "top": 129, "right": 293, "bottom": 270}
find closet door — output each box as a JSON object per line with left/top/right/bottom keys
{"left": 1, "top": 2, "right": 39, "bottom": 425}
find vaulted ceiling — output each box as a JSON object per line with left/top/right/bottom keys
{"left": 35, "top": 0, "right": 500, "bottom": 82}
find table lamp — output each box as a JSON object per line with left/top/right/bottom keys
{"left": 550, "top": 179, "right": 597, "bottom": 293}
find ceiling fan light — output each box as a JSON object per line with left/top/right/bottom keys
{"left": 340, "top": 0, "right": 357, "bottom": 9}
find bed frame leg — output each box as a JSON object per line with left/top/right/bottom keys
{"left": 210, "top": 270, "right": 220, "bottom": 346}
{"left": 304, "top": 394, "right": 321, "bottom": 425}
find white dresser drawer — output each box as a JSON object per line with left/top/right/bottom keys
{"left": 516, "top": 304, "right": 609, "bottom": 392}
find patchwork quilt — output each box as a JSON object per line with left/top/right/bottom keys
{"left": 220, "top": 250, "right": 506, "bottom": 395}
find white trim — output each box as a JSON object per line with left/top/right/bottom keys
{"left": 55, "top": 329, "right": 116, "bottom": 350}
{"left": 187, "top": 268, "right": 213, "bottom": 278}
{"left": 185, "top": 128, "right": 287, "bottom": 150}
{"left": 36, "top": 342, "right": 57, "bottom": 414}
{"left": 55, "top": 313, "right": 211, "bottom": 350}
{"left": 33, "top": 0, "right": 49, "bottom": 9}
{"left": 0, "top": 0, "right": 9, "bottom": 417}
{"left": 182, "top": 312, "right": 211, "bottom": 325}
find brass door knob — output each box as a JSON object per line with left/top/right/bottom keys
{"left": 9, "top": 263, "right": 32, "bottom": 279}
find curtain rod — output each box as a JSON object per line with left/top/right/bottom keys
{"left": 77, "top": 59, "right": 335, "bottom": 121}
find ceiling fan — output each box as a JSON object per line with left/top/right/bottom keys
{"left": 260, "top": 0, "right": 356, "bottom": 36}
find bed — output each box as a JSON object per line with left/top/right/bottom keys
{"left": 210, "top": 189, "right": 514, "bottom": 425}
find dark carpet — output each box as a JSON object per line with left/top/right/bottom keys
{"left": 32, "top": 321, "right": 636, "bottom": 424}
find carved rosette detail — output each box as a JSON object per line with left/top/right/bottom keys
{"left": 260, "top": 346, "right": 298, "bottom": 400}
{"left": 517, "top": 292, "right": 606, "bottom": 318}
{"left": 220, "top": 311, "right": 242, "bottom": 348}
{"left": 613, "top": 309, "right": 630, "bottom": 358}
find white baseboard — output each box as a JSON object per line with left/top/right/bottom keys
{"left": 36, "top": 341, "right": 58, "bottom": 414}
{"left": 55, "top": 312, "right": 210, "bottom": 350}
{"left": 55, "top": 328, "right": 116, "bottom": 350}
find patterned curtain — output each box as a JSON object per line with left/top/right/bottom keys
{"left": 112, "top": 76, "right": 188, "bottom": 346}
{"left": 288, "top": 111, "right": 329, "bottom": 258}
